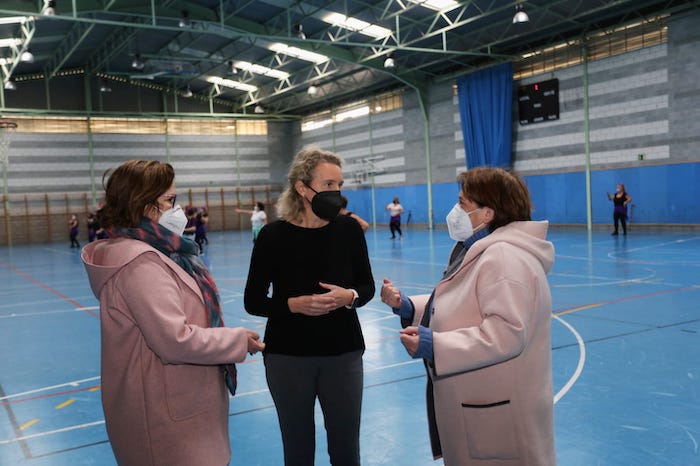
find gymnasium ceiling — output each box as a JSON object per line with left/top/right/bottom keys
{"left": 1, "top": 0, "right": 699, "bottom": 118}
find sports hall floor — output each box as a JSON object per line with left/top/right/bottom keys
{"left": 0, "top": 226, "right": 698, "bottom": 466}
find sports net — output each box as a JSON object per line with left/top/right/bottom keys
{"left": 0, "top": 120, "right": 17, "bottom": 166}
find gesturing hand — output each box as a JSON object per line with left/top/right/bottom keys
{"left": 399, "top": 326, "right": 420, "bottom": 357}
{"left": 380, "top": 278, "right": 401, "bottom": 308}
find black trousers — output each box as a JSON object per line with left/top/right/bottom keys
{"left": 264, "top": 351, "right": 363, "bottom": 466}
{"left": 390, "top": 221, "right": 402, "bottom": 238}
{"left": 613, "top": 212, "right": 627, "bottom": 233}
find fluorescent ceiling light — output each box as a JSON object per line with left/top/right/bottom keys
{"left": 206, "top": 76, "right": 258, "bottom": 92}
{"left": 513, "top": 4, "right": 529, "bottom": 24}
{"left": 335, "top": 106, "right": 370, "bottom": 122}
{"left": 268, "top": 43, "right": 329, "bottom": 64}
{"left": 43, "top": 0, "right": 57, "bottom": 16}
{"left": 131, "top": 54, "right": 145, "bottom": 70}
{"left": 179, "top": 11, "right": 191, "bottom": 28}
{"left": 322, "top": 13, "right": 392, "bottom": 39}
{"left": 408, "top": 0, "right": 460, "bottom": 11}
{"left": 233, "top": 61, "right": 289, "bottom": 80}
{"left": 0, "top": 38, "right": 23, "bottom": 48}
{"left": 0, "top": 17, "right": 31, "bottom": 25}
{"left": 20, "top": 49, "right": 34, "bottom": 63}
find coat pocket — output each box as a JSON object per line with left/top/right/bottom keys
{"left": 164, "top": 364, "right": 220, "bottom": 421}
{"left": 462, "top": 400, "right": 519, "bottom": 460}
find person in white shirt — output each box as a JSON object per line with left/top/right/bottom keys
{"left": 236, "top": 202, "right": 268, "bottom": 242}
{"left": 386, "top": 197, "right": 404, "bottom": 239}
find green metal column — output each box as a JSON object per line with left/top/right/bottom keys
{"left": 1, "top": 153, "right": 10, "bottom": 246}
{"left": 163, "top": 93, "right": 170, "bottom": 163}
{"left": 84, "top": 74, "right": 96, "bottom": 207}
{"left": 0, "top": 84, "right": 8, "bottom": 245}
{"left": 234, "top": 124, "right": 240, "bottom": 188}
{"left": 583, "top": 46, "right": 592, "bottom": 232}
{"left": 368, "top": 109, "right": 376, "bottom": 228}
{"left": 417, "top": 92, "right": 433, "bottom": 230}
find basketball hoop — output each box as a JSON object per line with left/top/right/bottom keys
{"left": 0, "top": 119, "right": 17, "bottom": 166}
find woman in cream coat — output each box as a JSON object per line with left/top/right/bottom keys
{"left": 381, "top": 167, "right": 556, "bottom": 466}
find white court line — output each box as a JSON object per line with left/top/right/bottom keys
{"left": 0, "top": 297, "right": 94, "bottom": 310}
{"left": 369, "top": 257, "right": 447, "bottom": 267}
{"left": 0, "top": 308, "right": 96, "bottom": 319}
{"left": 551, "top": 268, "right": 658, "bottom": 288}
{"left": 0, "top": 420, "right": 105, "bottom": 445}
{"left": 362, "top": 314, "right": 396, "bottom": 324}
{"left": 0, "top": 317, "right": 583, "bottom": 444}
{"left": 553, "top": 315, "right": 586, "bottom": 404}
{"left": 0, "top": 304, "right": 98, "bottom": 318}
{"left": 364, "top": 359, "right": 422, "bottom": 372}
{"left": 0, "top": 376, "right": 101, "bottom": 401}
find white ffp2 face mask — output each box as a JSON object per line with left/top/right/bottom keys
{"left": 158, "top": 204, "right": 188, "bottom": 236}
{"left": 446, "top": 203, "right": 482, "bottom": 241}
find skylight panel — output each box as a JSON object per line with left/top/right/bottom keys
{"left": 233, "top": 61, "right": 290, "bottom": 80}
{"left": 268, "top": 43, "right": 329, "bottom": 64}
{"left": 408, "top": 0, "right": 460, "bottom": 12}
{"left": 206, "top": 76, "right": 258, "bottom": 92}
{"left": 322, "top": 13, "right": 392, "bottom": 39}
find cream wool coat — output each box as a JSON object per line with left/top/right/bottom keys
{"left": 82, "top": 238, "right": 249, "bottom": 466}
{"left": 410, "top": 221, "right": 556, "bottom": 466}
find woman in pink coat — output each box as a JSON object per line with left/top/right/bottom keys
{"left": 82, "top": 160, "right": 265, "bottom": 466}
{"left": 381, "top": 167, "right": 556, "bottom": 466}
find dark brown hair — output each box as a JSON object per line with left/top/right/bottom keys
{"left": 97, "top": 160, "right": 175, "bottom": 229}
{"left": 457, "top": 167, "right": 532, "bottom": 232}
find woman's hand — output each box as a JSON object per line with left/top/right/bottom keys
{"left": 380, "top": 278, "right": 402, "bottom": 308}
{"left": 399, "top": 326, "right": 420, "bottom": 357}
{"left": 318, "top": 282, "right": 355, "bottom": 308}
{"left": 287, "top": 282, "right": 353, "bottom": 316}
{"left": 246, "top": 329, "right": 265, "bottom": 354}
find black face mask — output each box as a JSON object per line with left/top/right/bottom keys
{"left": 305, "top": 184, "right": 343, "bottom": 220}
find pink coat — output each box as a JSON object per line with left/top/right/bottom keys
{"left": 411, "top": 221, "right": 556, "bottom": 466}
{"left": 82, "top": 238, "right": 249, "bottom": 466}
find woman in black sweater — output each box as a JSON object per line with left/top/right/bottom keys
{"left": 244, "top": 147, "right": 375, "bottom": 466}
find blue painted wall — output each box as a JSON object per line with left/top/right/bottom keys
{"left": 343, "top": 162, "right": 700, "bottom": 226}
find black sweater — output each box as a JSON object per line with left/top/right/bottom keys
{"left": 244, "top": 216, "right": 375, "bottom": 356}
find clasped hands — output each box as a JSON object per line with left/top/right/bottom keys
{"left": 381, "top": 278, "right": 420, "bottom": 357}
{"left": 287, "top": 282, "right": 355, "bottom": 317}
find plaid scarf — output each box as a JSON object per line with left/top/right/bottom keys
{"left": 109, "top": 218, "right": 237, "bottom": 396}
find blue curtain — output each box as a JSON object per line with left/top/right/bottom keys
{"left": 457, "top": 62, "right": 514, "bottom": 168}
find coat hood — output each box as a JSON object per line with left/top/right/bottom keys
{"left": 82, "top": 238, "right": 163, "bottom": 299}
{"left": 467, "top": 220, "right": 554, "bottom": 273}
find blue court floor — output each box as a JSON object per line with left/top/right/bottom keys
{"left": 0, "top": 226, "right": 699, "bottom": 466}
